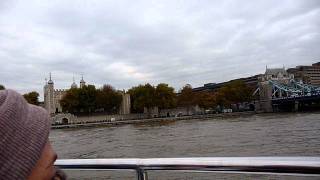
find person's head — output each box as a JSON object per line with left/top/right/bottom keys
{"left": 0, "top": 89, "right": 61, "bottom": 180}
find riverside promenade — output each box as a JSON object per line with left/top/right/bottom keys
{"left": 51, "top": 111, "right": 256, "bottom": 129}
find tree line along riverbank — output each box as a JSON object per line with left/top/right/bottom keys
{"left": 0, "top": 80, "right": 254, "bottom": 117}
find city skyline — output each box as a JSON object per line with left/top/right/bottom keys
{"left": 17, "top": 62, "right": 320, "bottom": 101}
{"left": 0, "top": 0, "right": 319, "bottom": 96}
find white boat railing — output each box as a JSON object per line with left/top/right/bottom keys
{"left": 55, "top": 157, "right": 320, "bottom": 180}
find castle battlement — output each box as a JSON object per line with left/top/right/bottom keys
{"left": 55, "top": 89, "right": 68, "bottom": 92}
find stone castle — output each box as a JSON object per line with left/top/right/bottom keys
{"left": 44, "top": 74, "right": 130, "bottom": 115}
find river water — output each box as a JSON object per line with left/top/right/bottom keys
{"left": 50, "top": 113, "right": 320, "bottom": 180}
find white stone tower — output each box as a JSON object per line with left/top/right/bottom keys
{"left": 44, "top": 73, "right": 55, "bottom": 115}
{"left": 119, "top": 91, "right": 131, "bottom": 115}
{"left": 80, "top": 75, "right": 86, "bottom": 88}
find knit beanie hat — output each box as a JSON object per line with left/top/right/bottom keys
{"left": 0, "top": 89, "right": 51, "bottom": 179}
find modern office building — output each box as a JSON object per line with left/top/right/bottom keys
{"left": 287, "top": 62, "right": 320, "bottom": 85}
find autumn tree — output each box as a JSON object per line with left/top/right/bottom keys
{"left": 195, "top": 91, "right": 216, "bottom": 109}
{"left": 216, "top": 80, "right": 253, "bottom": 107}
{"left": 155, "top": 83, "right": 177, "bottom": 110}
{"left": 177, "top": 84, "right": 198, "bottom": 114}
{"left": 23, "top": 91, "right": 40, "bottom": 105}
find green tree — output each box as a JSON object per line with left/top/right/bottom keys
{"left": 128, "top": 83, "right": 156, "bottom": 115}
{"left": 0, "top": 84, "right": 5, "bottom": 90}
{"left": 96, "top": 84, "right": 122, "bottom": 113}
{"left": 78, "top": 85, "right": 97, "bottom": 113}
{"left": 60, "top": 85, "right": 97, "bottom": 114}
{"left": 60, "top": 87, "right": 80, "bottom": 113}
{"left": 23, "top": 91, "right": 40, "bottom": 105}
{"left": 60, "top": 84, "right": 123, "bottom": 115}
{"left": 155, "top": 83, "right": 177, "bottom": 110}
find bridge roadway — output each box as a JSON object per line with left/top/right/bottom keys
{"left": 271, "top": 94, "right": 320, "bottom": 112}
{"left": 272, "top": 94, "right": 320, "bottom": 103}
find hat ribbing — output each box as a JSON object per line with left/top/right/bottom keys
{"left": 0, "top": 89, "right": 51, "bottom": 180}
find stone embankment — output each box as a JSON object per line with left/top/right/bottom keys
{"left": 52, "top": 111, "right": 256, "bottom": 129}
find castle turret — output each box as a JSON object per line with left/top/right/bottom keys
{"left": 47, "top": 73, "right": 54, "bottom": 85}
{"left": 71, "top": 76, "right": 77, "bottom": 88}
{"left": 80, "top": 75, "right": 86, "bottom": 88}
{"left": 44, "top": 73, "right": 55, "bottom": 115}
{"left": 119, "top": 90, "right": 131, "bottom": 115}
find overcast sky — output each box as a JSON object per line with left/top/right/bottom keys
{"left": 0, "top": 0, "right": 319, "bottom": 97}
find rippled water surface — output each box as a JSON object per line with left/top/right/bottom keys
{"left": 50, "top": 113, "right": 320, "bottom": 179}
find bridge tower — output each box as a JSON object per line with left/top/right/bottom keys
{"left": 257, "top": 81, "right": 273, "bottom": 112}
{"left": 256, "top": 67, "right": 293, "bottom": 112}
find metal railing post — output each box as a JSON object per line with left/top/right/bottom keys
{"left": 136, "top": 168, "right": 148, "bottom": 180}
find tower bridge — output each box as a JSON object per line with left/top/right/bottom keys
{"left": 255, "top": 68, "right": 320, "bottom": 112}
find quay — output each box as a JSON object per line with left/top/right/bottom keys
{"left": 51, "top": 111, "right": 255, "bottom": 129}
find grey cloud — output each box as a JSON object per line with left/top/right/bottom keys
{"left": 0, "top": 0, "right": 319, "bottom": 98}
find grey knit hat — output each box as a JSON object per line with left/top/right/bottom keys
{"left": 0, "top": 89, "right": 51, "bottom": 179}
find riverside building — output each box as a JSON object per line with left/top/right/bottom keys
{"left": 287, "top": 62, "right": 320, "bottom": 85}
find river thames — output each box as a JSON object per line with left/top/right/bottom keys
{"left": 50, "top": 112, "right": 320, "bottom": 179}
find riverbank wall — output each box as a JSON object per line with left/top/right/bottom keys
{"left": 51, "top": 111, "right": 256, "bottom": 129}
